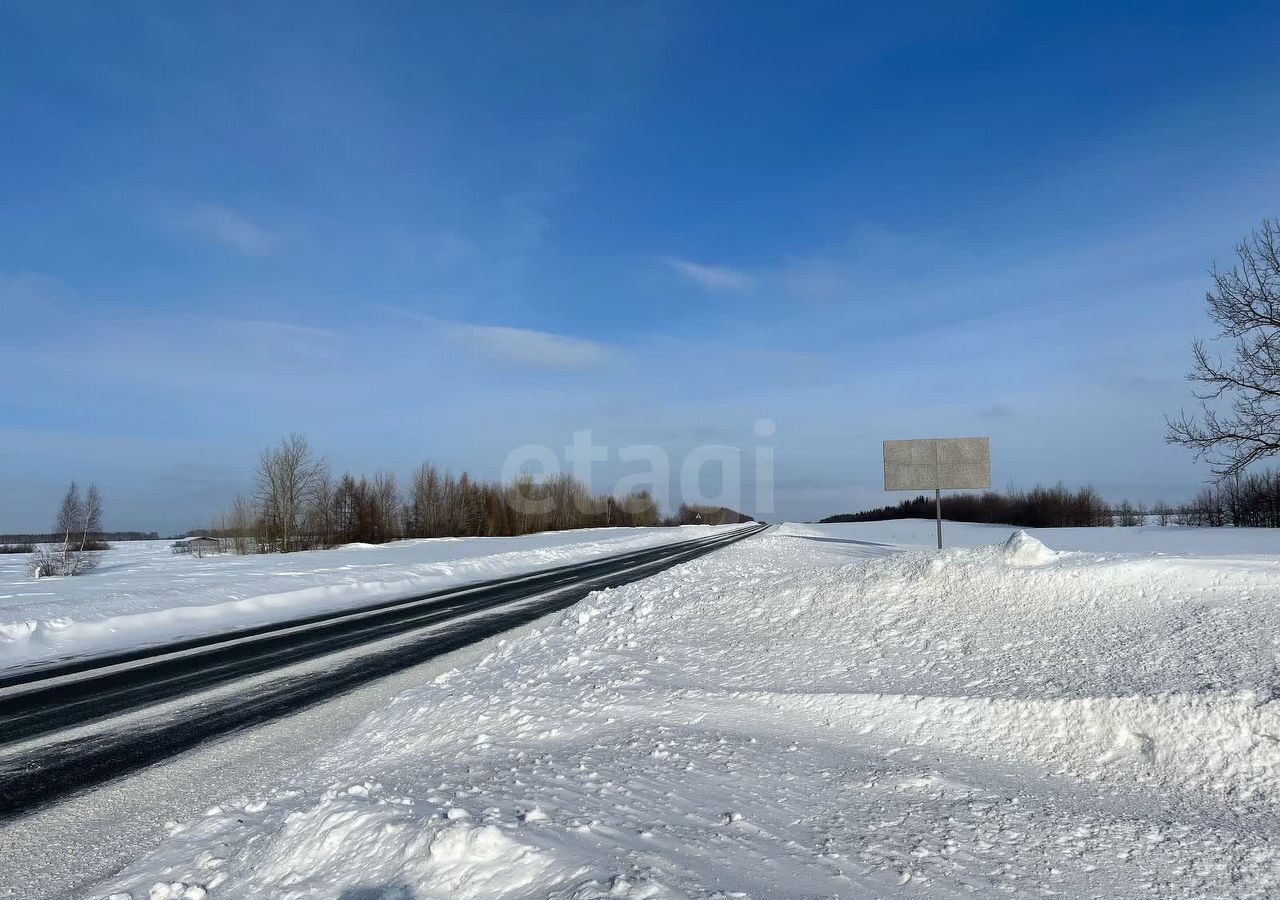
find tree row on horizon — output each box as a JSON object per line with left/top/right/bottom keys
{"left": 202, "top": 434, "right": 752, "bottom": 554}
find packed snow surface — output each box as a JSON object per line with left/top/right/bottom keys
{"left": 82, "top": 521, "right": 1280, "bottom": 897}
{"left": 0, "top": 525, "right": 747, "bottom": 671}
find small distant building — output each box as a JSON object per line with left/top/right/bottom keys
{"left": 171, "top": 535, "right": 224, "bottom": 556}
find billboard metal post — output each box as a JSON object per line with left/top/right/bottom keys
{"left": 935, "top": 487, "right": 942, "bottom": 550}
{"left": 935, "top": 440, "right": 942, "bottom": 550}
{"left": 883, "top": 437, "right": 991, "bottom": 551}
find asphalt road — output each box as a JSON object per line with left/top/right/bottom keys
{"left": 0, "top": 524, "right": 766, "bottom": 818}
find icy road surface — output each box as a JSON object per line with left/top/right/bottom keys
{"left": 83, "top": 521, "right": 1280, "bottom": 898}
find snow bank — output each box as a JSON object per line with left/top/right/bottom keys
{"left": 88, "top": 524, "right": 1280, "bottom": 899}
{"left": 0, "top": 525, "right": 749, "bottom": 671}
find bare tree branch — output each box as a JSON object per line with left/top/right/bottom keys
{"left": 1168, "top": 218, "right": 1280, "bottom": 478}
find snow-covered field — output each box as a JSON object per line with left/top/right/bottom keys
{"left": 802, "top": 517, "right": 1280, "bottom": 556}
{"left": 82, "top": 520, "right": 1280, "bottom": 899}
{"left": 0, "top": 526, "right": 748, "bottom": 671}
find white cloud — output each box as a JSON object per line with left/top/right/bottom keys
{"left": 184, "top": 205, "right": 276, "bottom": 256}
{"left": 450, "top": 322, "right": 606, "bottom": 369}
{"left": 664, "top": 257, "right": 754, "bottom": 293}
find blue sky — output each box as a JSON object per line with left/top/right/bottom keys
{"left": 3, "top": 1, "right": 1280, "bottom": 534}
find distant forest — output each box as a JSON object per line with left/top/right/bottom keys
{"left": 1178, "top": 469, "right": 1280, "bottom": 527}
{"left": 822, "top": 472, "right": 1280, "bottom": 528}
{"left": 822, "top": 484, "right": 1113, "bottom": 528}
{"left": 0, "top": 530, "right": 159, "bottom": 543}
{"left": 197, "top": 434, "right": 752, "bottom": 554}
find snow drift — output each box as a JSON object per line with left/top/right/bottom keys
{"left": 87, "top": 523, "right": 1280, "bottom": 899}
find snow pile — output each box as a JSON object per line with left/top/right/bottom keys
{"left": 1001, "top": 529, "right": 1058, "bottom": 565}
{"left": 89, "top": 525, "right": 1280, "bottom": 899}
{"left": 0, "top": 525, "right": 748, "bottom": 671}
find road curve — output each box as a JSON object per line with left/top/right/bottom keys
{"left": 0, "top": 524, "right": 766, "bottom": 817}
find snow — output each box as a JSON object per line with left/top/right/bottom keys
{"left": 1000, "top": 529, "right": 1058, "bottom": 565}
{"left": 0, "top": 525, "right": 749, "bottom": 672}
{"left": 65, "top": 522, "right": 1280, "bottom": 897}
{"left": 2, "top": 610, "right": 561, "bottom": 900}
{"left": 790, "top": 517, "right": 1280, "bottom": 556}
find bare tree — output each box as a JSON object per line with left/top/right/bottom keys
{"left": 408, "top": 462, "right": 440, "bottom": 538}
{"left": 619, "top": 490, "right": 661, "bottom": 526}
{"left": 1114, "top": 500, "right": 1143, "bottom": 527}
{"left": 1168, "top": 218, "right": 1280, "bottom": 477}
{"left": 505, "top": 473, "right": 552, "bottom": 534}
{"left": 255, "top": 433, "right": 325, "bottom": 553}
{"left": 332, "top": 473, "right": 358, "bottom": 544}
{"left": 229, "top": 493, "right": 256, "bottom": 554}
{"left": 79, "top": 484, "right": 103, "bottom": 553}
{"left": 371, "top": 469, "right": 401, "bottom": 542}
{"left": 30, "top": 480, "right": 102, "bottom": 576}
{"left": 440, "top": 471, "right": 460, "bottom": 535}
{"left": 56, "top": 481, "right": 83, "bottom": 550}
{"left": 306, "top": 470, "right": 336, "bottom": 548}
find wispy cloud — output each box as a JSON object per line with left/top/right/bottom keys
{"left": 0, "top": 272, "right": 65, "bottom": 313}
{"left": 664, "top": 258, "right": 755, "bottom": 293}
{"left": 36, "top": 315, "right": 344, "bottom": 388}
{"left": 424, "top": 231, "right": 481, "bottom": 264}
{"left": 449, "top": 322, "right": 607, "bottom": 369}
{"left": 183, "top": 205, "right": 277, "bottom": 256}
{"left": 214, "top": 317, "right": 341, "bottom": 361}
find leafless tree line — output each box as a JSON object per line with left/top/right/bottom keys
{"left": 675, "top": 503, "right": 755, "bottom": 526}
{"left": 1111, "top": 499, "right": 1147, "bottom": 527}
{"left": 204, "top": 433, "right": 686, "bottom": 554}
{"left": 1171, "top": 468, "right": 1280, "bottom": 527}
{"left": 823, "top": 484, "right": 1115, "bottom": 528}
{"left": 826, "top": 474, "right": 1280, "bottom": 529}
{"left": 28, "top": 481, "right": 106, "bottom": 576}
{"left": 1, "top": 530, "right": 156, "bottom": 543}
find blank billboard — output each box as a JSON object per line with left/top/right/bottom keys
{"left": 883, "top": 437, "right": 991, "bottom": 491}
